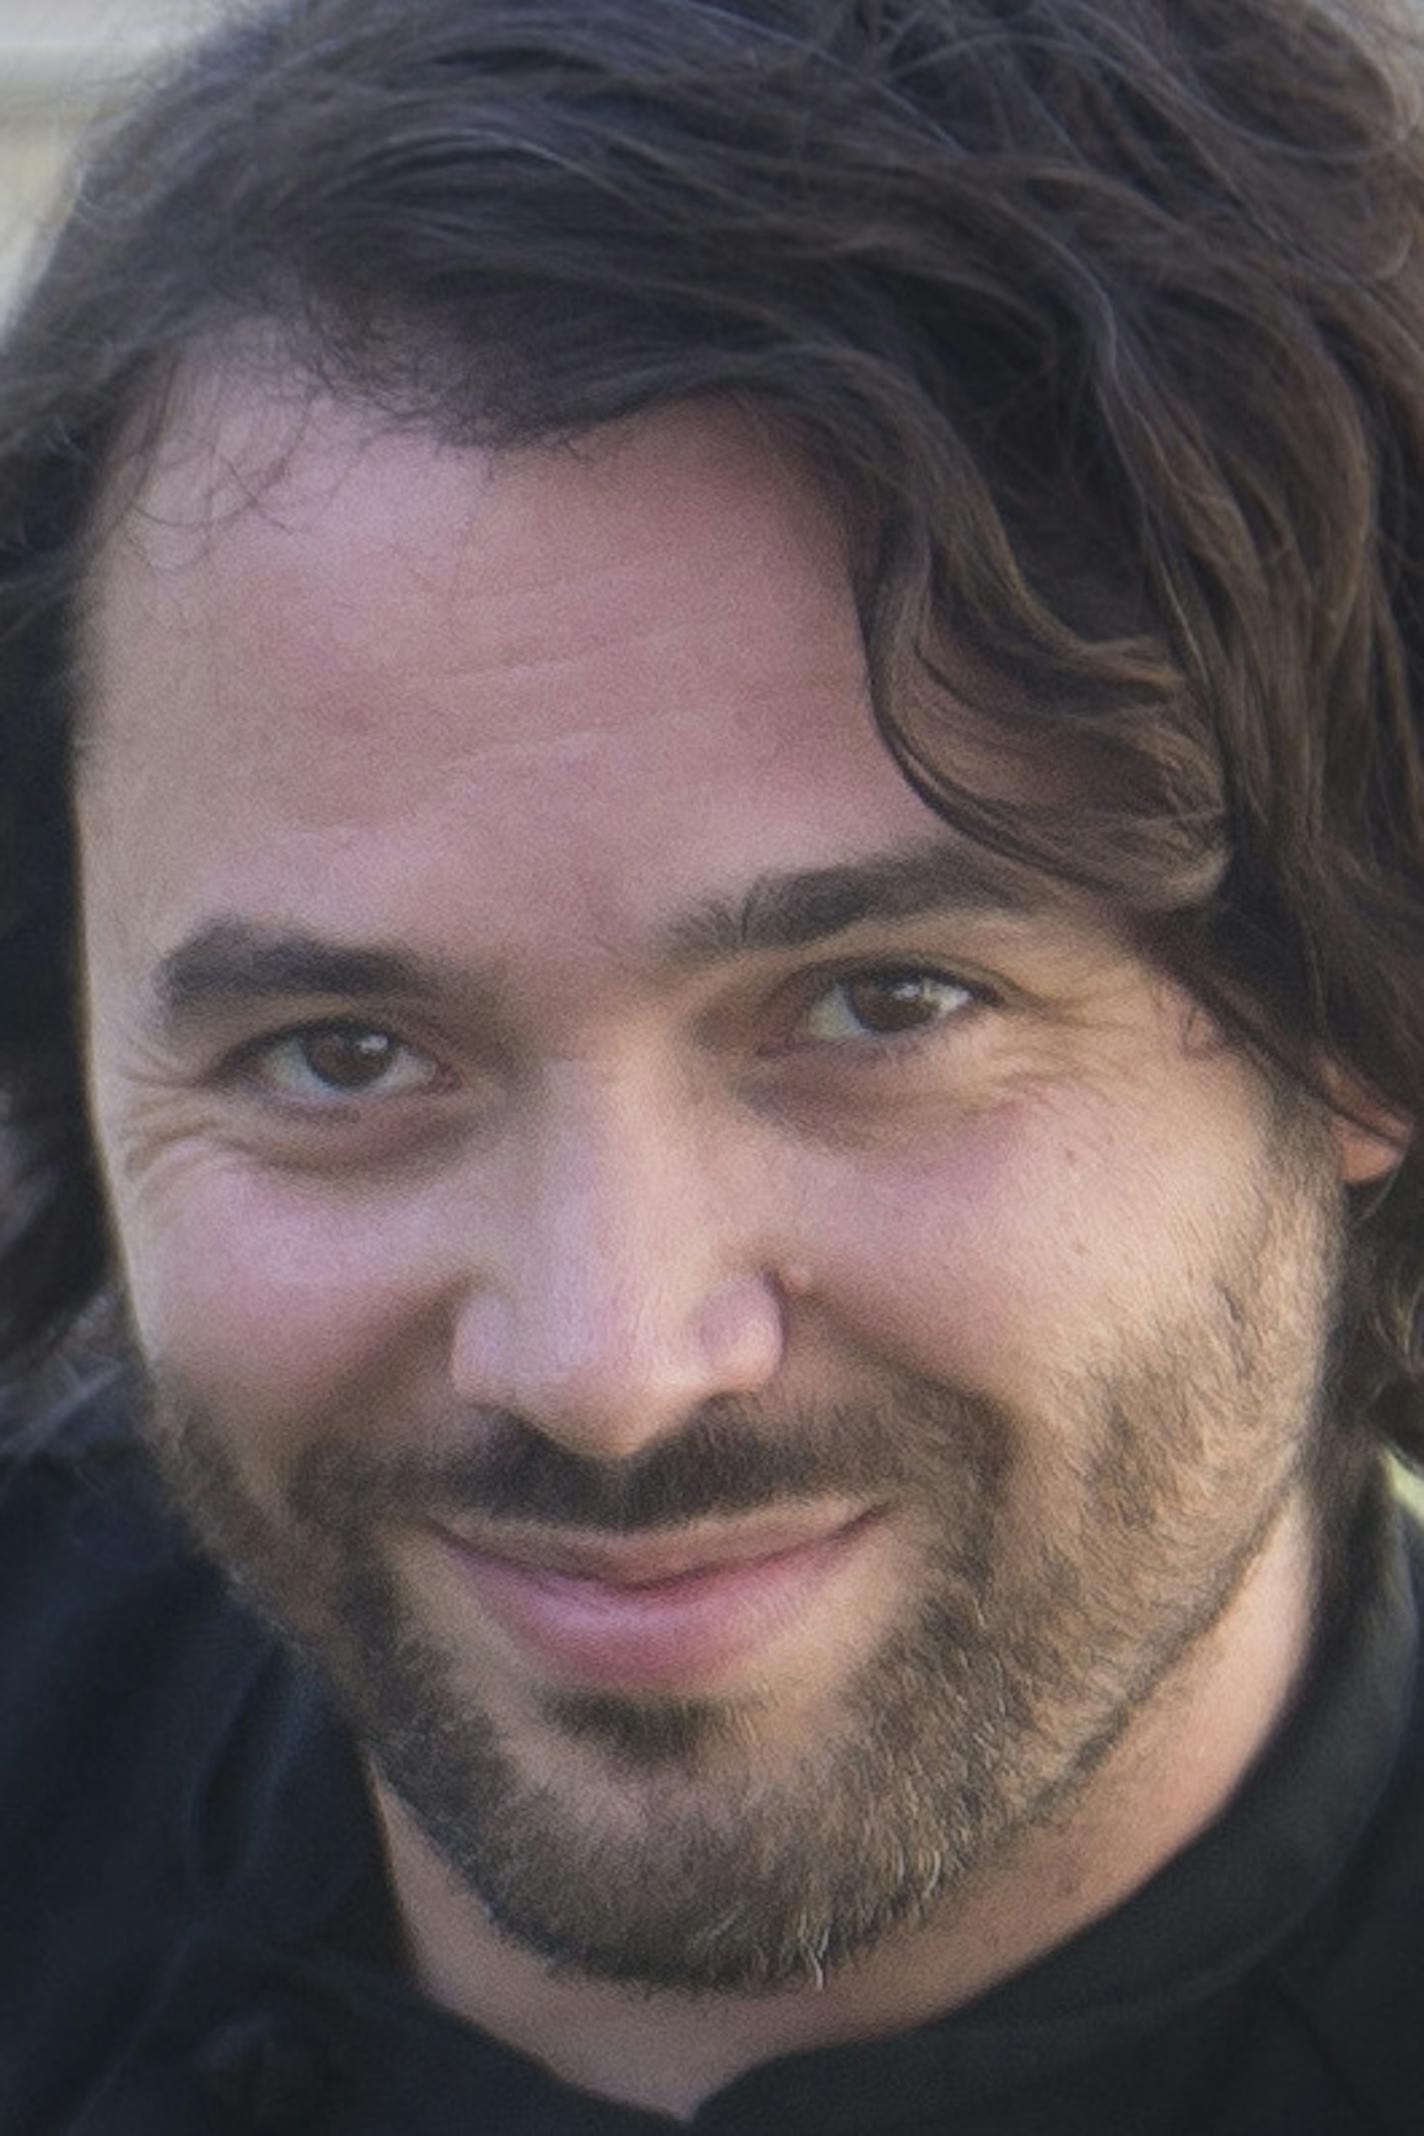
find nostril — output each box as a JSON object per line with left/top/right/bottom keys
{"left": 445, "top": 1267, "right": 787, "bottom": 1458}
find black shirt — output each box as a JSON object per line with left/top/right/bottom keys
{"left": 5, "top": 1380, "right": 1424, "bottom": 2134}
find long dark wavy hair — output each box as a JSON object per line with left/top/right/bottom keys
{"left": 0, "top": 0, "right": 1420, "bottom": 1460}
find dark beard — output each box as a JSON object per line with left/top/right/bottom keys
{"left": 141, "top": 1317, "right": 1308, "bottom": 1994}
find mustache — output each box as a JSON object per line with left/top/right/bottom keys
{"left": 275, "top": 1380, "right": 1008, "bottom": 1540}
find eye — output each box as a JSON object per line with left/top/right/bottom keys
{"left": 242, "top": 1023, "right": 441, "bottom": 1103}
{"left": 801, "top": 968, "right": 976, "bottom": 1044}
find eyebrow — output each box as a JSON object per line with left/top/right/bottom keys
{"left": 153, "top": 838, "right": 1042, "bottom": 1030}
{"left": 662, "top": 837, "right": 1039, "bottom": 966}
{"left": 154, "top": 923, "right": 457, "bottom": 1030}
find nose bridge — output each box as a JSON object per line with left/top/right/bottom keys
{"left": 533, "top": 1069, "right": 704, "bottom": 1369}
{"left": 452, "top": 1058, "right": 784, "bottom": 1453}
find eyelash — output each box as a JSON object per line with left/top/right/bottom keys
{"left": 789, "top": 965, "right": 982, "bottom": 1052}
{"left": 225, "top": 962, "right": 988, "bottom": 1112}
{"left": 226, "top": 1020, "right": 446, "bottom": 1108}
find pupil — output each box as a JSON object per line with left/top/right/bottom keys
{"left": 847, "top": 976, "right": 939, "bottom": 1033}
{"left": 301, "top": 1029, "right": 395, "bottom": 1089}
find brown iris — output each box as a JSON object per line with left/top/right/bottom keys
{"left": 837, "top": 973, "right": 961, "bottom": 1034}
{"left": 297, "top": 1026, "right": 401, "bottom": 1091}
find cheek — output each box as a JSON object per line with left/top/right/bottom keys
{"left": 114, "top": 1159, "right": 448, "bottom": 1430}
{"left": 802, "top": 1097, "right": 1214, "bottom": 1397}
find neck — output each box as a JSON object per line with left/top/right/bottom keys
{"left": 373, "top": 1489, "right": 1318, "bottom": 2121}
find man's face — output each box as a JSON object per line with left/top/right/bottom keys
{"left": 79, "top": 388, "right": 1345, "bottom": 1992}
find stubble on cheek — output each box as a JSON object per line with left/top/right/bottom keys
{"left": 121, "top": 1091, "right": 1347, "bottom": 1997}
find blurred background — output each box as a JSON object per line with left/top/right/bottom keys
{"left": 0, "top": 0, "right": 225, "bottom": 313}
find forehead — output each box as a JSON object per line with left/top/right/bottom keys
{"left": 80, "top": 377, "right": 964, "bottom": 962}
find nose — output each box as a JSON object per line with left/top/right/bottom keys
{"left": 447, "top": 1072, "right": 789, "bottom": 1461}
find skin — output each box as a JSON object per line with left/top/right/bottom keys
{"left": 77, "top": 383, "right": 1398, "bottom": 2118}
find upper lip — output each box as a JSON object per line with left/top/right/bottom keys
{"left": 430, "top": 1502, "right": 875, "bottom": 1589}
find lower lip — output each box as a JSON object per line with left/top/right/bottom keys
{"left": 436, "top": 1519, "right": 873, "bottom": 1692}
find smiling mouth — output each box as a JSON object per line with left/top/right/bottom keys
{"left": 430, "top": 1504, "right": 884, "bottom": 1692}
